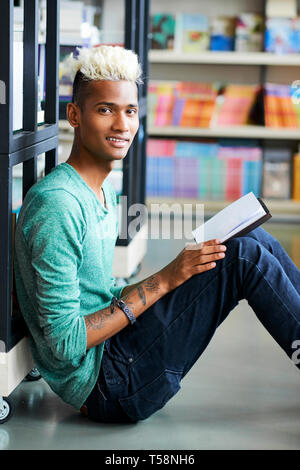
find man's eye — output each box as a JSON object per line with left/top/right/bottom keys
{"left": 99, "top": 107, "right": 111, "bottom": 114}
{"left": 127, "top": 108, "right": 138, "bottom": 115}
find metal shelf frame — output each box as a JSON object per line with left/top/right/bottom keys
{"left": 0, "top": 0, "right": 59, "bottom": 353}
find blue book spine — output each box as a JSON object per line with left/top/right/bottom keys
{"left": 156, "top": 157, "right": 174, "bottom": 197}
{"left": 146, "top": 157, "right": 156, "bottom": 197}
{"left": 242, "top": 160, "right": 262, "bottom": 197}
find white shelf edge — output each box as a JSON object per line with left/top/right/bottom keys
{"left": 148, "top": 125, "right": 300, "bottom": 140}
{"left": 149, "top": 50, "right": 300, "bottom": 66}
{"left": 146, "top": 197, "right": 300, "bottom": 220}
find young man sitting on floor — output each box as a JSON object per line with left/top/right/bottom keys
{"left": 14, "top": 45, "right": 300, "bottom": 423}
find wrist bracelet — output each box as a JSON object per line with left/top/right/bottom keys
{"left": 110, "top": 296, "right": 136, "bottom": 325}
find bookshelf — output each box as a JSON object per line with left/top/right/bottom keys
{"left": 146, "top": 197, "right": 300, "bottom": 223}
{"left": 147, "top": 0, "right": 300, "bottom": 219}
{"left": 0, "top": 0, "right": 59, "bottom": 405}
{"left": 150, "top": 50, "right": 300, "bottom": 66}
{"left": 148, "top": 125, "right": 300, "bottom": 140}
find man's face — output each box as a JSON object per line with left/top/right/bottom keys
{"left": 75, "top": 80, "right": 139, "bottom": 162}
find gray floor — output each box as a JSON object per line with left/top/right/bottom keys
{"left": 1, "top": 221, "right": 300, "bottom": 450}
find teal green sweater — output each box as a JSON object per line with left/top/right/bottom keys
{"left": 14, "top": 163, "right": 124, "bottom": 410}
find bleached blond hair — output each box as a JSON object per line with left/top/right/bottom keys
{"left": 64, "top": 45, "right": 143, "bottom": 84}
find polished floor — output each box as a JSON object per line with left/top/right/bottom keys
{"left": 1, "top": 221, "right": 300, "bottom": 450}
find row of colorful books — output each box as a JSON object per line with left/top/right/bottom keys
{"left": 11, "top": 145, "right": 300, "bottom": 210}
{"left": 146, "top": 139, "right": 300, "bottom": 202}
{"left": 148, "top": 81, "right": 300, "bottom": 128}
{"left": 148, "top": 81, "right": 219, "bottom": 128}
{"left": 151, "top": 13, "right": 263, "bottom": 53}
{"left": 146, "top": 139, "right": 263, "bottom": 201}
{"left": 151, "top": 13, "right": 300, "bottom": 53}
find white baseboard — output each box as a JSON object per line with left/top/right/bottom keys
{"left": 0, "top": 337, "right": 34, "bottom": 397}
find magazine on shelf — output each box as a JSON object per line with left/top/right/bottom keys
{"left": 192, "top": 192, "right": 272, "bottom": 244}
{"left": 151, "top": 14, "right": 176, "bottom": 50}
{"left": 175, "top": 14, "right": 210, "bottom": 52}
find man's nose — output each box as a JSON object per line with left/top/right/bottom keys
{"left": 111, "top": 112, "right": 129, "bottom": 131}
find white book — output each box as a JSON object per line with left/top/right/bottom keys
{"left": 192, "top": 192, "right": 271, "bottom": 244}
{"left": 266, "top": 0, "right": 297, "bottom": 18}
{"left": 13, "top": 32, "right": 23, "bottom": 131}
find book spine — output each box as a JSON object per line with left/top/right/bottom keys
{"left": 146, "top": 157, "right": 155, "bottom": 197}
{"left": 243, "top": 159, "right": 262, "bottom": 197}
{"left": 158, "top": 157, "right": 175, "bottom": 197}
{"left": 174, "top": 157, "right": 198, "bottom": 198}
{"left": 13, "top": 34, "right": 24, "bottom": 131}
{"left": 172, "top": 97, "right": 185, "bottom": 126}
{"left": 293, "top": 153, "right": 300, "bottom": 201}
{"left": 225, "top": 156, "right": 243, "bottom": 201}
{"left": 291, "top": 237, "right": 300, "bottom": 269}
{"left": 198, "top": 157, "right": 215, "bottom": 200}
{"left": 154, "top": 94, "right": 175, "bottom": 126}
{"left": 211, "top": 157, "right": 225, "bottom": 200}
{"left": 279, "top": 85, "right": 299, "bottom": 128}
{"left": 264, "top": 84, "right": 282, "bottom": 128}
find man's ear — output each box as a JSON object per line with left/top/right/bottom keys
{"left": 66, "top": 102, "right": 80, "bottom": 128}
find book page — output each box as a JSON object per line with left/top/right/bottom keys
{"left": 192, "top": 192, "right": 266, "bottom": 243}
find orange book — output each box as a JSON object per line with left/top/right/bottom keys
{"left": 279, "top": 91, "right": 299, "bottom": 128}
{"left": 175, "top": 82, "right": 217, "bottom": 127}
{"left": 264, "top": 83, "right": 300, "bottom": 128}
{"left": 264, "top": 83, "right": 282, "bottom": 128}
{"left": 264, "top": 95, "right": 282, "bottom": 127}
{"left": 180, "top": 99, "right": 215, "bottom": 127}
{"left": 292, "top": 153, "right": 300, "bottom": 201}
{"left": 217, "top": 84, "right": 259, "bottom": 126}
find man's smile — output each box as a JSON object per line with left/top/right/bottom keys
{"left": 106, "top": 136, "right": 130, "bottom": 148}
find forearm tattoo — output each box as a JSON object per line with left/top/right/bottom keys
{"left": 85, "top": 304, "right": 115, "bottom": 331}
{"left": 137, "top": 285, "right": 146, "bottom": 305}
{"left": 85, "top": 275, "right": 161, "bottom": 331}
{"left": 144, "top": 275, "right": 160, "bottom": 293}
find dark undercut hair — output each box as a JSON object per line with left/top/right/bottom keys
{"left": 72, "top": 70, "right": 93, "bottom": 110}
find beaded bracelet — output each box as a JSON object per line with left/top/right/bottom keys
{"left": 110, "top": 296, "right": 136, "bottom": 325}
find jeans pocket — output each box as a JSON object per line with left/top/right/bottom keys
{"left": 119, "top": 369, "right": 181, "bottom": 422}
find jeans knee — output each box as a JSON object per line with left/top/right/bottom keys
{"left": 226, "top": 236, "right": 262, "bottom": 262}
{"left": 246, "top": 227, "right": 281, "bottom": 254}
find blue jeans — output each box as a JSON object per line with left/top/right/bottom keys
{"left": 84, "top": 227, "right": 300, "bottom": 423}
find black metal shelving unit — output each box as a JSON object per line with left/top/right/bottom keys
{"left": 0, "top": 0, "right": 60, "bottom": 355}
{"left": 0, "top": 2, "right": 149, "bottom": 422}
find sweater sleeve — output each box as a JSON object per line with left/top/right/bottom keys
{"left": 110, "top": 281, "right": 125, "bottom": 299}
{"left": 22, "top": 189, "right": 88, "bottom": 365}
